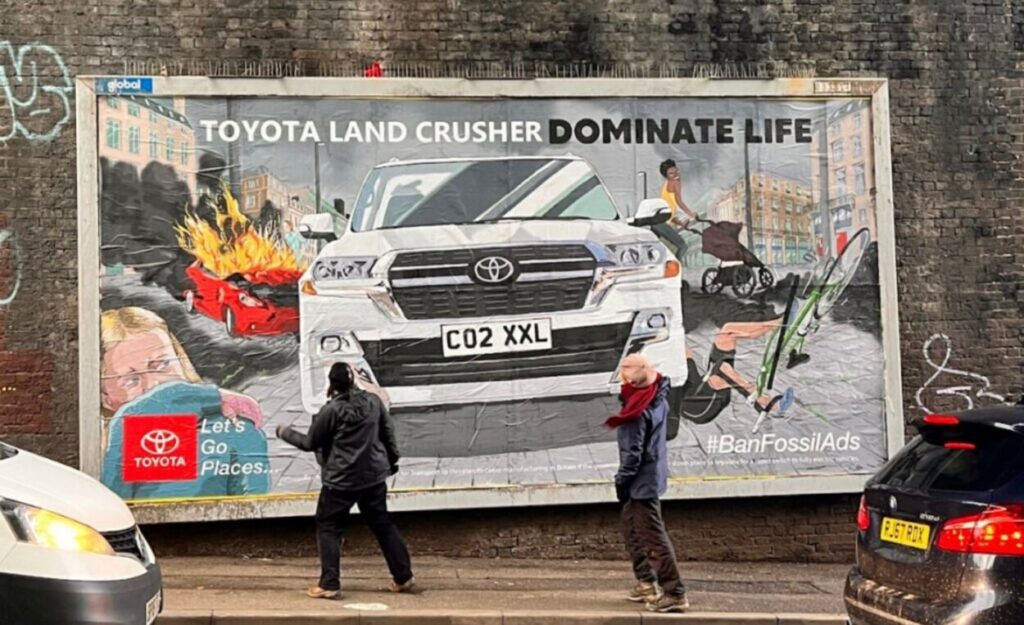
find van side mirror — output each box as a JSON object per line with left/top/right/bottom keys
{"left": 333, "top": 198, "right": 348, "bottom": 218}
{"left": 630, "top": 199, "right": 673, "bottom": 227}
{"left": 299, "top": 213, "right": 337, "bottom": 242}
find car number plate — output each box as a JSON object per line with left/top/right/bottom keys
{"left": 442, "top": 319, "right": 552, "bottom": 357}
{"left": 145, "top": 591, "right": 160, "bottom": 625}
{"left": 880, "top": 517, "right": 931, "bottom": 550}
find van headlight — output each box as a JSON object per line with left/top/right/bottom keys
{"left": 0, "top": 500, "right": 114, "bottom": 556}
{"left": 311, "top": 257, "right": 377, "bottom": 282}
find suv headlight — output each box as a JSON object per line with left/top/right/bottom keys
{"left": 1, "top": 500, "right": 114, "bottom": 556}
{"left": 311, "top": 256, "right": 377, "bottom": 282}
{"left": 608, "top": 243, "right": 665, "bottom": 267}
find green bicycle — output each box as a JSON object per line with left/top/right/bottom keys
{"left": 751, "top": 227, "right": 871, "bottom": 433}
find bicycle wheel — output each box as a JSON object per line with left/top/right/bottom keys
{"left": 755, "top": 277, "right": 804, "bottom": 395}
{"left": 801, "top": 257, "right": 830, "bottom": 299}
{"left": 813, "top": 228, "right": 870, "bottom": 320}
{"left": 756, "top": 325, "right": 782, "bottom": 394}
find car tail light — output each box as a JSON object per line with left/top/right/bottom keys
{"left": 944, "top": 442, "right": 976, "bottom": 450}
{"left": 857, "top": 495, "right": 870, "bottom": 532}
{"left": 923, "top": 414, "right": 959, "bottom": 426}
{"left": 936, "top": 505, "right": 1024, "bottom": 556}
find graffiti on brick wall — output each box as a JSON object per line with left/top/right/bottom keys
{"left": 0, "top": 229, "right": 21, "bottom": 306}
{"left": 0, "top": 218, "right": 52, "bottom": 435}
{"left": 915, "top": 333, "right": 1007, "bottom": 414}
{"left": 0, "top": 41, "right": 72, "bottom": 144}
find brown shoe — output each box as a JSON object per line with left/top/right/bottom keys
{"left": 646, "top": 593, "right": 689, "bottom": 613}
{"left": 388, "top": 576, "right": 417, "bottom": 593}
{"left": 306, "top": 586, "right": 340, "bottom": 599}
{"left": 627, "top": 581, "right": 662, "bottom": 603}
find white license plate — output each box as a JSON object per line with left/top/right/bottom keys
{"left": 145, "top": 592, "right": 160, "bottom": 625}
{"left": 441, "top": 319, "right": 552, "bottom": 357}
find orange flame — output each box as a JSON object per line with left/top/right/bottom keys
{"left": 176, "top": 184, "right": 305, "bottom": 279}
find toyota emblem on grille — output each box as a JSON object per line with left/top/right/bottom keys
{"left": 472, "top": 256, "right": 516, "bottom": 284}
{"left": 140, "top": 430, "right": 180, "bottom": 456}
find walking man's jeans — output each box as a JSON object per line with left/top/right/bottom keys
{"left": 621, "top": 498, "right": 685, "bottom": 596}
{"left": 316, "top": 482, "right": 413, "bottom": 592}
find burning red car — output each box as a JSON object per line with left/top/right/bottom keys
{"left": 183, "top": 262, "right": 301, "bottom": 338}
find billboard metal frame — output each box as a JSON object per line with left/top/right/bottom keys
{"left": 76, "top": 76, "right": 900, "bottom": 524}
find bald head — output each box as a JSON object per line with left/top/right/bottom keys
{"left": 619, "top": 354, "right": 658, "bottom": 387}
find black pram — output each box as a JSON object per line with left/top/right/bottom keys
{"left": 686, "top": 218, "right": 775, "bottom": 298}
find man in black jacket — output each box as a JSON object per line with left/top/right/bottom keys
{"left": 277, "top": 363, "right": 415, "bottom": 599}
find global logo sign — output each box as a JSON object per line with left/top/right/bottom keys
{"left": 139, "top": 429, "right": 180, "bottom": 456}
{"left": 123, "top": 415, "right": 197, "bottom": 483}
{"left": 95, "top": 77, "right": 154, "bottom": 95}
{"left": 471, "top": 256, "right": 516, "bottom": 285}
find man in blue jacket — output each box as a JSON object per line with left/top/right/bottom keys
{"left": 609, "top": 354, "right": 688, "bottom": 613}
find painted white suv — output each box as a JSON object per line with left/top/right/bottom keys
{"left": 298, "top": 156, "right": 687, "bottom": 457}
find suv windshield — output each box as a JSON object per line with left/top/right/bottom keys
{"left": 877, "top": 426, "right": 1024, "bottom": 493}
{"left": 349, "top": 158, "right": 620, "bottom": 232}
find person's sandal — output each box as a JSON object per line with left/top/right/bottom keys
{"left": 306, "top": 586, "right": 340, "bottom": 599}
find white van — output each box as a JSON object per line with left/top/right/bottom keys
{"left": 0, "top": 441, "right": 162, "bottom": 625}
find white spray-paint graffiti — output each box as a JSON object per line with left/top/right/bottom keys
{"left": 0, "top": 41, "right": 72, "bottom": 144}
{"left": 0, "top": 229, "right": 20, "bottom": 306}
{"left": 915, "top": 333, "right": 1006, "bottom": 413}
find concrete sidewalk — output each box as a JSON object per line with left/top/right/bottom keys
{"left": 156, "top": 556, "right": 850, "bottom": 624}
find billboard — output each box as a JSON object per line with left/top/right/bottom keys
{"left": 76, "top": 78, "right": 901, "bottom": 521}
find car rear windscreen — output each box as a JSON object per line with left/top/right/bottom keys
{"left": 877, "top": 427, "right": 1024, "bottom": 493}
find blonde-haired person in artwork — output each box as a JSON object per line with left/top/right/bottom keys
{"left": 100, "top": 307, "right": 262, "bottom": 425}
{"left": 99, "top": 306, "right": 269, "bottom": 499}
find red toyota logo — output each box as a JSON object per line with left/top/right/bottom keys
{"left": 123, "top": 415, "right": 197, "bottom": 483}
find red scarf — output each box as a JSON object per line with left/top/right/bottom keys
{"left": 605, "top": 374, "right": 662, "bottom": 429}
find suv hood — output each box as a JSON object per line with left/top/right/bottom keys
{"left": 0, "top": 445, "right": 135, "bottom": 532}
{"left": 318, "top": 219, "right": 659, "bottom": 257}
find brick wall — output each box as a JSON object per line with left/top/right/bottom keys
{"left": 1, "top": 0, "right": 1022, "bottom": 562}
{"left": 145, "top": 494, "right": 859, "bottom": 563}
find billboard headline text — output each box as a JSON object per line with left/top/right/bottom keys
{"left": 199, "top": 117, "right": 815, "bottom": 146}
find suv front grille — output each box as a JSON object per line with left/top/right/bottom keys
{"left": 102, "top": 527, "right": 143, "bottom": 560}
{"left": 389, "top": 244, "right": 596, "bottom": 320}
{"left": 393, "top": 280, "right": 593, "bottom": 320}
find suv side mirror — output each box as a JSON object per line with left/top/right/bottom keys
{"left": 299, "top": 213, "right": 337, "bottom": 242}
{"left": 333, "top": 198, "right": 348, "bottom": 218}
{"left": 630, "top": 199, "right": 673, "bottom": 227}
